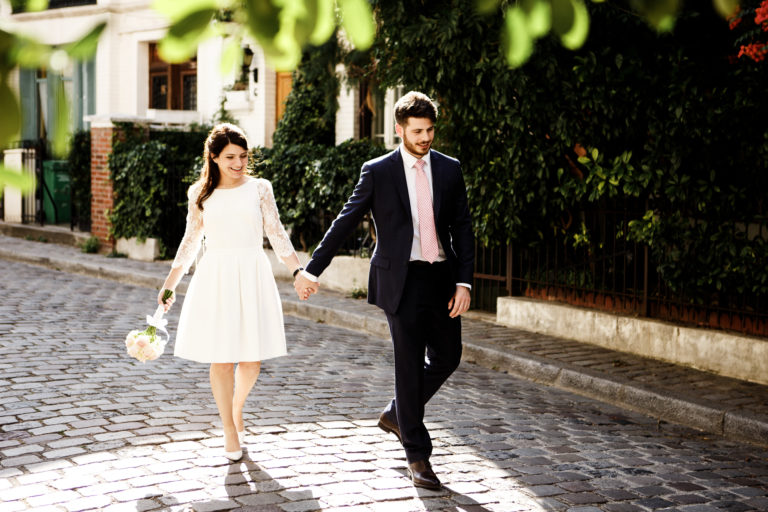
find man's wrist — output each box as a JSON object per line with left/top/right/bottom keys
{"left": 301, "top": 270, "right": 319, "bottom": 282}
{"left": 457, "top": 282, "right": 472, "bottom": 290}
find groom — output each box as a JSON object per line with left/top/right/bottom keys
{"left": 294, "top": 91, "right": 474, "bottom": 489}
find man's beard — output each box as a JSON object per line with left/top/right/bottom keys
{"left": 404, "top": 138, "right": 430, "bottom": 156}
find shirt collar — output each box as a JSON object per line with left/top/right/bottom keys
{"left": 399, "top": 144, "right": 431, "bottom": 170}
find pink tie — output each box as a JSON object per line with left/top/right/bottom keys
{"left": 414, "top": 159, "right": 439, "bottom": 263}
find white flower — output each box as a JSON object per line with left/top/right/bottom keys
{"left": 125, "top": 305, "right": 169, "bottom": 363}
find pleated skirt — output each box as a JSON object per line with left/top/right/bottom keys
{"left": 174, "top": 247, "right": 287, "bottom": 363}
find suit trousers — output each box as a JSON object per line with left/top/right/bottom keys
{"left": 383, "top": 260, "right": 463, "bottom": 463}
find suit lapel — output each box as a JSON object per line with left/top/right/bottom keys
{"left": 390, "top": 150, "right": 411, "bottom": 215}
{"left": 430, "top": 150, "right": 443, "bottom": 221}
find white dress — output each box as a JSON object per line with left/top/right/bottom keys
{"left": 171, "top": 177, "right": 295, "bottom": 363}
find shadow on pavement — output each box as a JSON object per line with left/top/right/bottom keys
{"left": 390, "top": 467, "right": 496, "bottom": 511}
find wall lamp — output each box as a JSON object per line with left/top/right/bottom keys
{"left": 241, "top": 46, "right": 254, "bottom": 84}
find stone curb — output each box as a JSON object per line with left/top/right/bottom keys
{"left": 281, "top": 298, "right": 768, "bottom": 449}
{"left": 2, "top": 245, "right": 767, "bottom": 447}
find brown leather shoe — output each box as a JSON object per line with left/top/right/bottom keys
{"left": 377, "top": 412, "right": 402, "bottom": 444}
{"left": 407, "top": 459, "right": 441, "bottom": 490}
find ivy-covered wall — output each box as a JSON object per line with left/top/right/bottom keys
{"left": 107, "top": 123, "right": 207, "bottom": 257}
{"left": 362, "top": 1, "right": 768, "bottom": 303}
{"left": 254, "top": 40, "right": 388, "bottom": 254}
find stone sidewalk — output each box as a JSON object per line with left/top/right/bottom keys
{"left": 3, "top": 257, "right": 768, "bottom": 512}
{"left": 1, "top": 233, "right": 767, "bottom": 448}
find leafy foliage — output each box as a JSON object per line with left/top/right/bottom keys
{"left": 0, "top": 0, "right": 737, "bottom": 194}
{"left": 78, "top": 235, "right": 100, "bottom": 254}
{"left": 252, "top": 139, "right": 387, "bottom": 253}
{"left": 273, "top": 39, "right": 340, "bottom": 148}
{"left": 366, "top": 1, "right": 768, "bottom": 301}
{"left": 108, "top": 123, "right": 207, "bottom": 257}
{"left": 153, "top": 0, "right": 374, "bottom": 71}
{"left": 108, "top": 126, "right": 168, "bottom": 245}
{"left": 151, "top": 128, "right": 209, "bottom": 253}
{"left": 728, "top": 0, "right": 768, "bottom": 62}
{"left": 251, "top": 38, "right": 387, "bottom": 253}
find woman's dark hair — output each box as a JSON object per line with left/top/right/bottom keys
{"left": 194, "top": 123, "right": 249, "bottom": 211}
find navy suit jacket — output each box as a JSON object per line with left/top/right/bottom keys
{"left": 306, "top": 148, "right": 475, "bottom": 315}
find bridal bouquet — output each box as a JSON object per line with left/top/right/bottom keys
{"left": 125, "top": 290, "right": 173, "bottom": 363}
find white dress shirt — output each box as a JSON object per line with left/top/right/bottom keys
{"left": 400, "top": 146, "right": 470, "bottom": 290}
{"left": 399, "top": 145, "right": 447, "bottom": 263}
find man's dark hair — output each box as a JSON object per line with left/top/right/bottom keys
{"left": 394, "top": 91, "right": 438, "bottom": 126}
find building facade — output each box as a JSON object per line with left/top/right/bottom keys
{"left": 1, "top": 0, "right": 400, "bottom": 241}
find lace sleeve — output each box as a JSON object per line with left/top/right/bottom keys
{"left": 258, "top": 179, "right": 297, "bottom": 262}
{"left": 171, "top": 183, "right": 204, "bottom": 274}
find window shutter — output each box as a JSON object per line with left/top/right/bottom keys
{"left": 19, "top": 68, "right": 37, "bottom": 141}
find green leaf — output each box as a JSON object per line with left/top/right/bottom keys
{"left": 269, "top": 34, "right": 303, "bottom": 71}
{"left": 0, "top": 164, "right": 36, "bottom": 197}
{"left": 159, "top": 8, "right": 216, "bottom": 62}
{"left": 339, "top": 0, "right": 375, "bottom": 49}
{"left": 475, "top": 0, "right": 502, "bottom": 15}
{"left": 64, "top": 22, "right": 107, "bottom": 60}
{"left": 51, "top": 77, "right": 70, "bottom": 158}
{"left": 11, "top": 35, "right": 51, "bottom": 69}
{"left": 0, "top": 80, "right": 20, "bottom": 148}
{"left": 631, "top": 0, "right": 680, "bottom": 32}
{"left": 152, "top": 0, "right": 218, "bottom": 20}
{"left": 246, "top": 0, "right": 281, "bottom": 41}
{"left": 591, "top": 147, "right": 598, "bottom": 160}
{"left": 220, "top": 38, "right": 242, "bottom": 75}
{"left": 292, "top": 0, "right": 317, "bottom": 46}
{"left": 504, "top": 6, "right": 533, "bottom": 68}
{"left": 167, "top": 8, "right": 216, "bottom": 40}
{"left": 713, "top": 0, "right": 738, "bottom": 18}
{"left": 560, "top": 0, "right": 589, "bottom": 49}
{"left": 309, "top": 0, "right": 336, "bottom": 45}
{"left": 24, "top": 0, "right": 48, "bottom": 12}
{"left": 525, "top": 0, "right": 552, "bottom": 38}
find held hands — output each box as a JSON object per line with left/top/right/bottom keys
{"left": 157, "top": 289, "right": 175, "bottom": 313}
{"left": 448, "top": 286, "right": 471, "bottom": 318}
{"left": 294, "top": 273, "right": 319, "bottom": 301}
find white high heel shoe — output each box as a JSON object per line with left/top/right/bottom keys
{"left": 237, "top": 430, "right": 245, "bottom": 445}
{"left": 223, "top": 448, "right": 242, "bottom": 461}
{"left": 223, "top": 431, "right": 242, "bottom": 461}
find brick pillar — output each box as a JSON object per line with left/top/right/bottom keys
{"left": 90, "top": 124, "right": 114, "bottom": 250}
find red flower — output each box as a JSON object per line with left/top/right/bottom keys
{"left": 756, "top": 0, "right": 768, "bottom": 25}
{"left": 738, "top": 42, "right": 768, "bottom": 62}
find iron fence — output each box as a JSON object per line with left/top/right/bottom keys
{"left": 471, "top": 208, "right": 768, "bottom": 337}
{"left": 2, "top": 140, "right": 45, "bottom": 225}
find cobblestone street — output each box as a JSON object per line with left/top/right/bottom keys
{"left": 2, "top": 259, "right": 768, "bottom": 512}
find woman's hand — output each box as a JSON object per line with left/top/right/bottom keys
{"left": 158, "top": 288, "right": 175, "bottom": 312}
{"left": 294, "top": 274, "right": 319, "bottom": 301}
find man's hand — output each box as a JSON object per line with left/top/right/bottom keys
{"left": 448, "top": 286, "right": 471, "bottom": 318}
{"left": 294, "top": 273, "right": 319, "bottom": 301}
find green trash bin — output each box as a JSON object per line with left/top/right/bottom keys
{"left": 42, "top": 160, "right": 71, "bottom": 224}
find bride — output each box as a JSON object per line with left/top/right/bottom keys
{"left": 157, "top": 123, "right": 312, "bottom": 461}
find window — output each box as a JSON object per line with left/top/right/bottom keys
{"left": 148, "top": 42, "right": 197, "bottom": 111}
{"left": 359, "top": 83, "right": 403, "bottom": 148}
{"left": 11, "top": 0, "right": 96, "bottom": 13}
{"left": 19, "top": 56, "right": 94, "bottom": 145}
